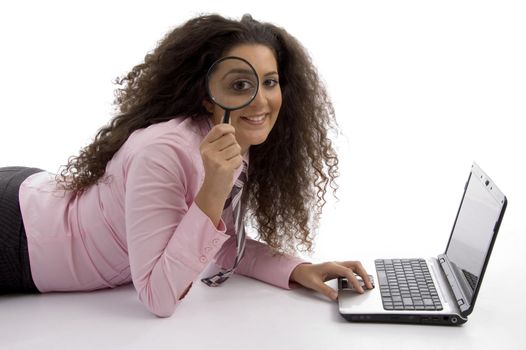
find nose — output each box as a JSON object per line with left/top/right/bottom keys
{"left": 248, "top": 82, "right": 268, "bottom": 108}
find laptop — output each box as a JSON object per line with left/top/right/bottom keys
{"left": 338, "top": 162, "right": 507, "bottom": 325}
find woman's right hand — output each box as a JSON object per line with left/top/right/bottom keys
{"left": 194, "top": 123, "right": 243, "bottom": 227}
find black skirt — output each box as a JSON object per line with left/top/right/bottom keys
{"left": 0, "top": 166, "right": 44, "bottom": 294}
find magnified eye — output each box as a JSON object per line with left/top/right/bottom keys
{"left": 231, "top": 79, "right": 254, "bottom": 91}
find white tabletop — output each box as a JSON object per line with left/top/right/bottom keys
{"left": 1, "top": 225, "right": 524, "bottom": 350}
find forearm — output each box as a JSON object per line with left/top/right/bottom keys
{"left": 215, "top": 237, "right": 310, "bottom": 289}
{"left": 194, "top": 181, "right": 229, "bottom": 228}
{"left": 128, "top": 201, "right": 229, "bottom": 317}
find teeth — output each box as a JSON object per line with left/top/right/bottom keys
{"left": 243, "top": 114, "right": 266, "bottom": 121}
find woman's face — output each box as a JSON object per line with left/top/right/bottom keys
{"left": 204, "top": 44, "right": 282, "bottom": 154}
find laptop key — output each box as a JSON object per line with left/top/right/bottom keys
{"left": 377, "top": 270, "right": 388, "bottom": 285}
{"left": 376, "top": 258, "right": 443, "bottom": 312}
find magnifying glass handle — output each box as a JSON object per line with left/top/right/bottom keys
{"left": 221, "top": 110, "right": 231, "bottom": 124}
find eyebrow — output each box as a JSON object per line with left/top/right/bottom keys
{"left": 222, "top": 69, "right": 279, "bottom": 78}
{"left": 221, "top": 69, "right": 257, "bottom": 81}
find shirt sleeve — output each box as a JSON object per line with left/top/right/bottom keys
{"left": 214, "top": 235, "right": 311, "bottom": 289}
{"left": 124, "top": 143, "right": 230, "bottom": 317}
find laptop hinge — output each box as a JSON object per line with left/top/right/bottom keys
{"left": 438, "top": 254, "right": 471, "bottom": 314}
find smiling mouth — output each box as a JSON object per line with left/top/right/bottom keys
{"left": 240, "top": 114, "right": 267, "bottom": 125}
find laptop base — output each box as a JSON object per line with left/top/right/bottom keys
{"left": 339, "top": 312, "right": 467, "bottom": 326}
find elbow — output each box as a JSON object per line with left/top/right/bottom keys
{"left": 150, "top": 283, "right": 192, "bottom": 317}
{"left": 134, "top": 266, "right": 194, "bottom": 318}
{"left": 146, "top": 297, "right": 179, "bottom": 318}
{"left": 139, "top": 286, "right": 181, "bottom": 318}
{"left": 152, "top": 306, "right": 176, "bottom": 318}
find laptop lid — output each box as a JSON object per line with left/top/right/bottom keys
{"left": 440, "top": 162, "right": 507, "bottom": 317}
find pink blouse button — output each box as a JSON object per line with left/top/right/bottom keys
{"left": 212, "top": 239, "right": 219, "bottom": 246}
{"left": 199, "top": 256, "right": 207, "bottom": 263}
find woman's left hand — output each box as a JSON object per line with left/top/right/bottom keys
{"left": 290, "top": 261, "right": 374, "bottom": 301}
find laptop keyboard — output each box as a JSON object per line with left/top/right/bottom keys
{"left": 375, "top": 259, "right": 443, "bottom": 311}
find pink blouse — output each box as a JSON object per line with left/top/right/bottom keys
{"left": 19, "top": 116, "right": 307, "bottom": 317}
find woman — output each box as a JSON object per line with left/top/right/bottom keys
{"left": 0, "top": 14, "right": 373, "bottom": 317}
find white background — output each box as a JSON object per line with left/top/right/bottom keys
{"left": 1, "top": 1, "right": 525, "bottom": 349}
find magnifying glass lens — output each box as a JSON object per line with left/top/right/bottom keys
{"left": 207, "top": 57, "right": 259, "bottom": 110}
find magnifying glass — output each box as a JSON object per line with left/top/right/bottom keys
{"left": 206, "top": 56, "right": 259, "bottom": 124}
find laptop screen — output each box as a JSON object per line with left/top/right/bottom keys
{"left": 445, "top": 163, "right": 507, "bottom": 305}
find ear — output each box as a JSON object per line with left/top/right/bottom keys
{"left": 202, "top": 99, "right": 214, "bottom": 114}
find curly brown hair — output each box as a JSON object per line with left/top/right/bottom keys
{"left": 58, "top": 14, "right": 339, "bottom": 254}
